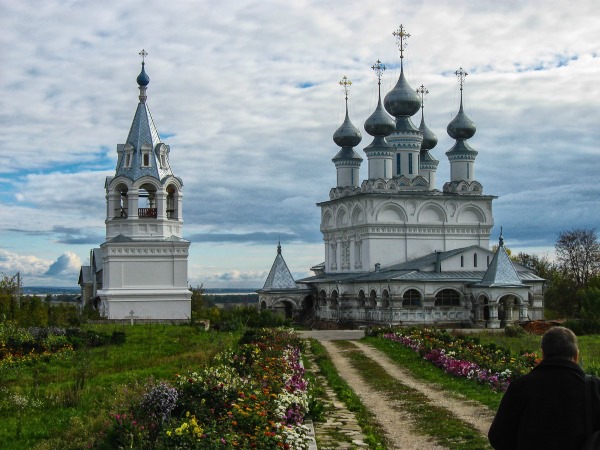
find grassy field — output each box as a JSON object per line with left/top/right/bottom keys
{"left": 0, "top": 324, "right": 241, "bottom": 450}
{"left": 1, "top": 325, "right": 598, "bottom": 449}
{"left": 467, "top": 331, "right": 600, "bottom": 373}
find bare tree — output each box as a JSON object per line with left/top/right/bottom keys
{"left": 555, "top": 228, "right": 600, "bottom": 287}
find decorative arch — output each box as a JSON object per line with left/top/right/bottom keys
{"left": 351, "top": 205, "right": 365, "bottom": 224}
{"left": 336, "top": 207, "right": 350, "bottom": 227}
{"left": 322, "top": 210, "right": 333, "bottom": 229}
{"left": 375, "top": 203, "right": 407, "bottom": 222}
{"left": 456, "top": 205, "right": 485, "bottom": 223}
{"left": 417, "top": 203, "right": 446, "bottom": 223}
{"left": 434, "top": 288, "right": 461, "bottom": 306}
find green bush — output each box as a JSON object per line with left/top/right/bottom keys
{"left": 504, "top": 324, "right": 526, "bottom": 337}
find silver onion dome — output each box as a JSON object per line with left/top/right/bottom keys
{"left": 333, "top": 110, "right": 362, "bottom": 148}
{"left": 365, "top": 96, "right": 395, "bottom": 137}
{"left": 419, "top": 113, "right": 438, "bottom": 150}
{"left": 384, "top": 70, "right": 421, "bottom": 118}
{"left": 447, "top": 103, "right": 476, "bottom": 140}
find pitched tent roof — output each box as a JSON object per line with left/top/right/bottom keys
{"left": 262, "top": 243, "right": 298, "bottom": 290}
{"left": 475, "top": 235, "right": 525, "bottom": 287}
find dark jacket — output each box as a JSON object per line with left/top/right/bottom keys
{"left": 488, "top": 357, "right": 600, "bottom": 450}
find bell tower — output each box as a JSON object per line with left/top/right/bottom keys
{"left": 97, "top": 50, "right": 191, "bottom": 320}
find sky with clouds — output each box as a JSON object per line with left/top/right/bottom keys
{"left": 1, "top": 0, "right": 599, "bottom": 288}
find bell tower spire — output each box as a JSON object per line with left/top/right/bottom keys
{"left": 105, "top": 51, "right": 185, "bottom": 240}
{"left": 97, "top": 51, "right": 191, "bottom": 320}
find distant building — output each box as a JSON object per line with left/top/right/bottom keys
{"left": 259, "top": 27, "right": 544, "bottom": 328}
{"left": 79, "top": 53, "right": 191, "bottom": 320}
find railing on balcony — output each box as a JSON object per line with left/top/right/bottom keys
{"left": 138, "top": 208, "right": 157, "bottom": 218}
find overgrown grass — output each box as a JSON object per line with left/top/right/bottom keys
{"left": 309, "top": 339, "right": 388, "bottom": 450}
{"left": 365, "top": 336, "right": 504, "bottom": 410}
{"left": 337, "top": 341, "right": 492, "bottom": 450}
{"left": 0, "top": 324, "right": 241, "bottom": 450}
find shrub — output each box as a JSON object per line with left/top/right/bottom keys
{"left": 504, "top": 324, "right": 526, "bottom": 337}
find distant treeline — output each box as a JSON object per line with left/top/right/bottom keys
{"left": 203, "top": 294, "right": 258, "bottom": 305}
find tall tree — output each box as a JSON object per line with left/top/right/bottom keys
{"left": 555, "top": 228, "right": 600, "bottom": 287}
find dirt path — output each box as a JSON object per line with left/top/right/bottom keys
{"left": 350, "top": 341, "right": 495, "bottom": 436}
{"left": 321, "top": 340, "right": 446, "bottom": 450}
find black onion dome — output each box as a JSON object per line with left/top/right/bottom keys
{"left": 447, "top": 104, "right": 476, "bottom": 140}
{"left": 384, "top": 70, "right": 421, "bottom": 117}
{"left": 419, "top": 114, "right": 438, "bottom": 150}
{"left": 333, "top": 110, "right": 362, "bottom": 147}
{"left": 137, "top": 62, "right": 150, "bottom": 87}
{"left": 365, "top": 97, "right": 395, "bottom": 137}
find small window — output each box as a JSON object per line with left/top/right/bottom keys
{"left": 396, "top": 154, "right": 401, "bottom": 175}
{"left": 143, "top": 153, "right": 150, "bottom": 167}
{"left": 124, "top": 153, "right": 132, "bottom": 168}
{"left": 487, "top": 255, "right": 490, "bottom": 266}
{"left": 460, "top": 255, "right": 464, "bottom": 267}
{"left": 408, "top": 153, "right": 413, "bottom": 175}
{"left": 474, "top": 253, "right": 478, "bottom": 268}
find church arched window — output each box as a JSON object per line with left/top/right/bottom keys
{"left": 357, "top": 290, "right": 365, "bottom": 307}
{"left": 435, "top": 289, "right": 461, "bottom": 307}
{"left": 369, "top": 289, "right": 377, "bottom": 308}
{"left": 402, "top": 289, "right": 421, "bottom": 307}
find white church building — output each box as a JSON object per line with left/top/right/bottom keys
{"left": 258, "top": 27, "right": 545, "bottom": 329}
{"left": 79, "top": 53, "right": 191, "bottom": 320}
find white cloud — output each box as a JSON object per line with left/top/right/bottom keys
{"left": 2, "top": 0, "right": 600, "bottom": 286}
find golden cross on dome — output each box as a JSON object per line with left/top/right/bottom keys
{"left": 139, "top": 49, "right": 148, "bottom": 63}
{"left": 339, "top": 76, "right": 352, "bottom": 101}
{"left": 392, "top": 25, "right": 410, "bottom": 59}
{"left": 371, "top": 60, "right": 386, "bottom": 86}
{"left": 455, "top": 67, "right": 468, "bottom": 91}
{"left": 417, "top": 84, "right": 429, "bottom": 108}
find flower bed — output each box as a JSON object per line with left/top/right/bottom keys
{"left": 0, "top": 323, "right": 74, "bottom": 370}
{"left": 102, "top": 328, "right": 311, "bottom": 449}
{"left": 381, "top": 327, "right": 539, "bottom": 391}
{"left": 0, "top": 323, "right": 126, "bottom": 371}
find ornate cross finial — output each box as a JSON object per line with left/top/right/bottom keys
{"left": 371, "top": 59, "right": 386, "bottom": 86}
{"left": 139, "top": 49, "right": 148, "bottom": 64}
{"left": 339, "top": 76, "right": 352, "bottom": 101}
{"left": 499, "top": 226, "right": 504, "bottom": 247}
{"left": 392, "top": 25, "right": 410, "bottom": 59}
{"left": 455, "top": 67, "right": 468, "bottom": 91}
{"left": 416, "top": 84, "right": 429, "bottom": 108}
